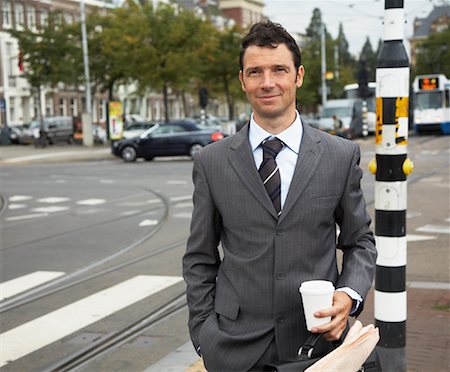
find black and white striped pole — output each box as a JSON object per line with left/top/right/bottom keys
{"left": 368, "top": 0, "right": 413, "bottom": 370}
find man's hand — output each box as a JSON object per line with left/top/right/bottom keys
{"left": 310, "top": 291, "right": 353, "bottom": 341}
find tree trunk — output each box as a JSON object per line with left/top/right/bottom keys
{"left": 163, "top": 83, "right": 169, "bottom": 122}
{"left": 181, "top": 90, "right": 188, "bottom": 118}
{"left": 223, "top": 74, "right": 234, "bottom": 120}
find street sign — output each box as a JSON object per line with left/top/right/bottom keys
{"left": 0, "top": 98, "right": 6, "bottom": 112}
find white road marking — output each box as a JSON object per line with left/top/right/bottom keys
{"left": 100, "top": 179, "right": 115, "bottom": 184}
{"left": 55, "top": 179, "right": 67, "bottom": 184}
{"left": 77, "top": 199, "right": 106, "bottom": 206}
{"left": 407, "top": 234, "right": 437, "bottom": 242}
{"left": 0, "top": 271, "right": 65, "bottom": 301}
{"left": 170, "top": 196, "right": 192, "bottom": 202}
{"left": 31, "top": 206, "right": 70, "bottom": 213}
{"left": 172, "top": 212, "right": 192, "bottom": 219}
{"left": 419, "top": 177, "right": 442, "bottom": 183}
{"left": 36, "top": 197, "right": 70, "bottom": 203}
{"left": 8, "top": 204, "right": 26, "bottom": 210}
{"left": 147, "top": 199, "right": 162, "bottom": 204}
{"left": 174, "top": 202, "right": 192, "bottom": 209}
{"left": 407, "top": 281, "right": 450, "bottom": 290}
{"left": 139, "top": 219, "right": 158, "bottom": 227}
{"left": 416, "top": 225, "right": 450, "bottom": 235}
{"left": 5, "top": 213, "right": 48, "bottom": 222}
{"left": 119, "top": 200, "right": 157, "bottom": 207}
{"left": 9, "top": 196, "right": 32, "bottom": 202}
{"left": 121, "top": 210, "right": 140, "bottom": 216}
{"left": 0, "top": 275, "right": 182, "bottom": 367}
{"left": 406, "top": 212, "right": 422, "bottom": 218}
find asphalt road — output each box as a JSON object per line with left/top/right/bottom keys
{"left": 0, "top": 134, "right": 448, "bottom": 371}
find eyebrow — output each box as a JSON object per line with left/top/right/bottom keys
{"left": 244, "top": 64, "right": 291, "bottom": 74}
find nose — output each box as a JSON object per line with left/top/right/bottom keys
{"left": 261, "top": 71, "right": 275, "bottom": 89}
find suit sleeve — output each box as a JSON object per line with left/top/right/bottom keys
{"left": 334, "top": 144, "right": 377, "bottom": 313}
{"left": 182, "top": 152, "right": 222, "bottom": 351}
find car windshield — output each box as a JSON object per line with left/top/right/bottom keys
{"left": 139, "top": 124, "right": 160, "bottom": 138}
{"left": 415, "top": 91, "right": 443, "bottom": 109}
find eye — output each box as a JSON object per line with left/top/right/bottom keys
{"left": 276, "top": 67, "right": 288, "bottom": 73}
{"left": 247, "top": 69, "right": 260, "bottom": 76}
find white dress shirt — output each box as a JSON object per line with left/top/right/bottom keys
{"left": 248, "top": 111, "right": 362, "bottom": 315}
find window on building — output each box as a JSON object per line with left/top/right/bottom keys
{"left": 2, "top": 0, "right": 12, "bottom": 27}
{"left": 5, "top": 42, "right": 17, "bottom": 87}
{"left": 39, "top": 8, "right": 49, "bottom": 27}
{"left": 15, "top": 2, "right": 25, "bottom": 27}
{"left": 59, "top": 98, "right": 67, "bottom": 116}
{"left": 27, "top": 6, "right": 36, "bottom": 29}
{"left": 69, "top": 98, "right": 77, "bottom": 117}
{"left": 46, "top": 97, "right": 53, "bottom": 116}
{"left": 9, "top": 97, "right": 15, "bottom": 123}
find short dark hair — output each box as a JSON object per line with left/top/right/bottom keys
{"left": 239, "top": 20, "right": 302, "bottom": 71}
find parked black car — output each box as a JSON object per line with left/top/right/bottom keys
{"left": 112, "top": 119, "right": 225, "bottom": 162}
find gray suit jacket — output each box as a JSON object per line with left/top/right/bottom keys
{"left": 182, "top": 121, "right": 376, "bottom": 371}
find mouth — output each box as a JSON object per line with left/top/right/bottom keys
{"left": 258, "top": 94, "right": 280, "bottom": 102}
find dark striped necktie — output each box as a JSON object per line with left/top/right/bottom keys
{"left": 259, "top": 137, "right": 284, "bottom": 216}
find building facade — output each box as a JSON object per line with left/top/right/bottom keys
{"left": 0, "top": 0, "right": 115, "bottom": 127}
{"left": 219, "top": 0, "right": 264, "bottom": 29}
{"left": 409, "top": 4, "right": 450, "bottom": 66}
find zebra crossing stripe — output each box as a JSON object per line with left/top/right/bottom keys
{"left": 0, "top": 271, "right": 65, "bottom": 301}
{"left": 0, "top": 275, "right": 182, "bottom": 367}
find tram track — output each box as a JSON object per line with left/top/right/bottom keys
{"left": 45, "top": 291, "right": 187, "bottom": 372}
{"left": 0, "top": 187, "right": 190, "bottom": 314}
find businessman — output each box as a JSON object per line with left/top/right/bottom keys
{"left": 183, "top": 20, "right": 377, "bottom": 371}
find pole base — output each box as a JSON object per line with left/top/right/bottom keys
{"left": 376, "top": 346, "right": 406, "bottom": 372}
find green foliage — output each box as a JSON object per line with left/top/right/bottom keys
{"left": 415, "top": 28, "right": 450, "bottom": 78}
{"left": 198, "top": 25, "right": 245, "bottom": 119}
{"left": 7, "top": 12, "right": 79, "bottom": 88}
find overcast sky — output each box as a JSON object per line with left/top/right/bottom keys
{"left": 263, "top": 0, "right": 439, "bottom": 57}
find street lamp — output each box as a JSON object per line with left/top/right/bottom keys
{"left": 80, "top": 0, "right": 93, "bottom": 146}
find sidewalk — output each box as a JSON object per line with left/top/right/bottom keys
{"left": 147, "top": 285, "right": 449, "bottom": 372}
{"left": 0, "top": 143, "right": 114, "bottom": 164}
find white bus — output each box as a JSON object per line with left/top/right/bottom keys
{"left": 343, "top": 82, "right": 376, "bottom": 134}
{"left": 412, "top": 74, "right": 450, "bottom": 134}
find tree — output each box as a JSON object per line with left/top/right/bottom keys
{"left": 131, "top": 3, "right": 214, "bottom": 121}
{"left": 199, "top": 25, "right": 244, "bottom": 120}
{"left": 359, "top": 37, "right": 377, "bottom": 82}
{"left": 8, "top": 12, "right": 79, "bottom": 146}
{"left": 415, "top": 28, "right": 450, "bottom": 77}
{"left": 306, "top": 8, "right": 323, "bottom": 42}
{"left": 336, "top": 23, "right": 354, "bottom": 67}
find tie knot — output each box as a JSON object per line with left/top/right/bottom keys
{"left": 261, "top": 137, "right": 284, "bottom": 160}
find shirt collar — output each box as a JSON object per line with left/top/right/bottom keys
{"left": 249, "top": 111, "right": 303, "bottom": 154}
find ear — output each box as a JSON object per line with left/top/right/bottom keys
{"left": 239, "top": 70, "right": 246, "bottom": 92}
{"left": 296, "top": 65, "right": 305, "bottom": 88}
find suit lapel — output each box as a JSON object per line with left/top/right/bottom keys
{"left": 228, "top": 126, "right": 279, "bottom": 219}
{"left": 279, "top": 121, "right": 324, "bottom": 224}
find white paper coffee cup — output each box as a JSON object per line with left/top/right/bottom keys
{"left": 299, "top": 280, "right": 335, "bottom": 331}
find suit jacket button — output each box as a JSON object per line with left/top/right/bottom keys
{"left": 276, "top": 273, "right": 284, "bottom": 280}
{"left": 276, "top": 314, "right": 285, "bottom": 324}
{"left": 276, "top": 229, "right": 283, "bottom": 236}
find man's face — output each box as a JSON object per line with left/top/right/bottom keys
{"left": 239, "top": 44, "right": 304, "bottom": 123}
